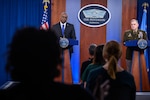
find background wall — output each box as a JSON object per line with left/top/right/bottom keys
{"left": 50, "top": 0, "right": 150, "bottom": 85}
{"left": 51, "top": 0, "right": 137, "bottom": 83}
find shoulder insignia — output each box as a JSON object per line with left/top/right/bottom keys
{"left": 125, "top": 30, "right": 131, "bottom": 33}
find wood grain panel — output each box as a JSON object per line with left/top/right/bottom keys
{"left": 80, "top": 0, "right": 107, "bottom": 70}
{"left": 51, "top": 0, "right": 66, "bottom": 27}
{"left": 132, "top": 51, "right": 141, "bottom": 91}
{"left": 132, "top": 51, "right": 150, "bottom": 91}
{"left": 121, "top": 0, "right": 137, "bottom": 69}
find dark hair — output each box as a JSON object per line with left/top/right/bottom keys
{"left": 6, "top": 27, "right": 62, "bottom": 83}
{"left": 93, "top": 44, "right": 105, "bottom": 65}
{"left": 89, "top": 44, "right": 97, "bottom": 56}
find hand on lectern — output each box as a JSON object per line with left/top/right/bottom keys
{"left": 138, "top": 32, "right": 143, "bottom": 39}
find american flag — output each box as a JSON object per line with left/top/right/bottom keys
{"left": 40, "top": 0, "right": 50, "bottom": 30}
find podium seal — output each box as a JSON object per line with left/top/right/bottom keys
{"left": 59, "top": 37, "right": 69, "bottom": 48}
{"left": 137, "top": 39, "right": 147, "bottom": 49}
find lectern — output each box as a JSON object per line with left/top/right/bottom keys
{"left": 124, "top": 39, "right": 150, "bottom": 91}
{"left": 54, "top": 38, "right": 78, "bottom": 84}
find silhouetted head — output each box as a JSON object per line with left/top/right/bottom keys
{"left": 103, "top": 40, "right": 122, "bottom": 79}
{"left": 89, "top": 44, "right": 97, "bottom": 56}
{"left": 6, "top": 27, "right": 62, "bottom": 83}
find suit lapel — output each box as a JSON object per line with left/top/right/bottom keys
{"left": 65, "top": 23, "right": 69, "bottom": 33}
{"left": 58, "top": 23, "right": 62, "bottom": 35}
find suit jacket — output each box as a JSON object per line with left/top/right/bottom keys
{"left": 51, "top": 22, "right": 76, "bottom": 54}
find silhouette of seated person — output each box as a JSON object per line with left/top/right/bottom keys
{"left": 80, "top": 44, "right": 97, "bottom": 79}
{"left": 0, "top": 27, "right": 96, "bottom": 100}
{"left": 81, "top": 44, "right": 105, "bottom": 88}
{"left": 86, "top": 40, "right": 136, "bottom": 100}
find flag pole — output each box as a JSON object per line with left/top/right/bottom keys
{"left": 140, "top": 2, "right": 149, "bottom": 72}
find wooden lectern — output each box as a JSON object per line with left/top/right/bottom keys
{"left": 54, "top": 38, "right": 78, "bottom": 84}
{"left": 124, "top": 40, "right": 150, "bottom": 91}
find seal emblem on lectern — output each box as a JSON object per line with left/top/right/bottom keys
{"left": 137, "top": 39, "right": 147, "bottom": 49}
{"left": 59, "top": 37, "right": 69, "bottom": 48}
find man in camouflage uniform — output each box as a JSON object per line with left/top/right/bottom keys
{"left": 123, "top": 19, "right": 147, "bottom": 73}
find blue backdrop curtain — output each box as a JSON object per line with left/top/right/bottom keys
{"left": 137, "top": 0, "right": 150, "bottom": 81}
{"left": 0, "top": 0, "right": 49, "bottom": 86}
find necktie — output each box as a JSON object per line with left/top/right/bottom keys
{"left": 61, "top": 24, "right": 65, "bottom": 37}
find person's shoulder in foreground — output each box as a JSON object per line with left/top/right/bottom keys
{"left": 0, "top": 27, "right": 95, "bottom": 100}
{"left": 0, "top": 81, "right": 96, "bottom": 100}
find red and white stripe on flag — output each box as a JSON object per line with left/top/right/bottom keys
{"left": 40, "top": 22, "right": 49, "bottom": 30}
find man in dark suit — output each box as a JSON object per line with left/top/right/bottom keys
{"left": 51, "top": 12, "right": 76, "bottom": 58}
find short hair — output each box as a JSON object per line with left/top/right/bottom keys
{"left": 89, "top": 44, "right": 97, "bottom": 56}
{"left": 130, "top": 19, "right": 139, "bottom": 24}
